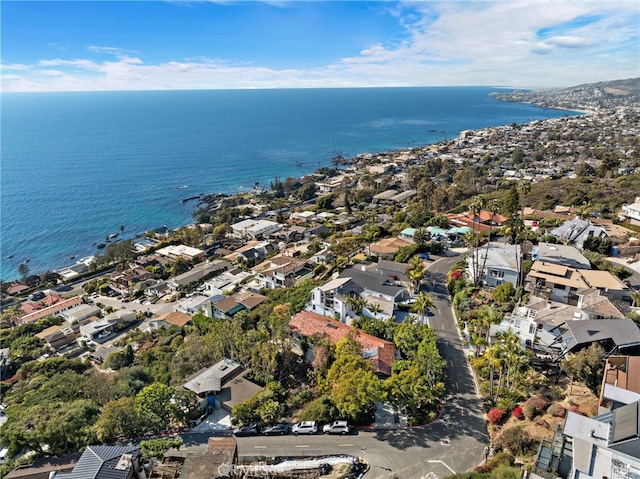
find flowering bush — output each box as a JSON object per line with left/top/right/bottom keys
{"left": 488, "top": 408, "right": 507, "bottom": 424}
{"left": 523, "top": 396, "right": 551, "bottom": 420}
{"left": 512, "top": 406, "right": 524, "bottom": 420}
{"left": 450, "top": 270, "right": 462, "bottom": 281}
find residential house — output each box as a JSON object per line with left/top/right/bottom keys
{"left": 466, "top": 243, "right": 521, "bottom": 288}
{"left": 2, "top": 452, "right": 82, "bottom": 479}
{"left": 531, "top": 401, "right": 640, "bottom": 479}
{"left": 230, "top": 219, "right": 281, "bottom": 240}
{"left": 494, "top": 293, "right": 626, "bottom": 355}
{"left": 550, "top": 217, "right": 607, "bottom": 250}
{"left": 167, "top": 260, "right": 231, "bottom": 290}
{"left": 19, "top": 296, "right": 84, "bottom": 324}
{"left": 398, "top": 228, "right": 417, "bottom": 243}
{"left": 555, "top": 319, "right": 640, "bottom": 358}
{"left": 368, "top": 237, "right": 412, "bottom": 260}
{"left": 35, "top": 324, "right": 79, "bottom": 351}
{"left": 526, "top": 261, "right": 631, "bottom": 305}
{"left": 599, "top": 356, "right": 640, "bottom": 414}
{"left": 5, "top": 281, "right": 29, "bottom": 296}
{"left": 174, "top": 295, "right": 210, "bottom": 315}
{"left": 253, "top": 256, "right": 311, "bottom": 289}
{"left": 80, "top": 319, "right": 118, "bottom": 342}
{"left": 52, "top": 445, "right": 143, "bottom": 479}
{"left": 181, "top": 358, "right": 263, "bottom": 413}
{"left": 60, "top": 304, "right": 101, "bottom": 324}
{"left": 170, "top": 437, "right": 237, "bottom": 479}
{"left": 288, "top": 311, "right": 396, "bottom": 376}
{"left": 529, "top": 242, "right": 591, "bottom": 270}
{"left": 148, "top": 311, "right": 193, "bottom": 331}
{"left": 205, "top": 291, "right": 267, "bottom": 319}
{"left": 619, "top": 197, "right": 640, "bottom": 226}
{"left": 290, "top": 210, "right": 316, "bottom": 224}
{"left": 156, "top": 244, "right": 205, "bottom": 263}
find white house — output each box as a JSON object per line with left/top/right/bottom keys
{"left": 230, "top": 219, "right": 281, "bottom": 240}
{"left": 466, "top": 243, "right": 521, "bottom": 288}
{"left": 619, "top": 197, "right": 640, "bottom": 226}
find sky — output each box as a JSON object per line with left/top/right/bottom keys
{"left": 1, "top": 1, "right": 639, "bottom": 92}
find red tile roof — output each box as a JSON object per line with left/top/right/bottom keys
{"left": 289, "top": 311, "right": 396, "bottom": 376}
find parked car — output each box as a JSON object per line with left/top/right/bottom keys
{"left": 291, "top": 421, "right": 317, "bottom": 435}
{"left": 232, "top": 423, "right": 260, "bottom": 436}
{"left": 323, "top": 420, "right": 350, "bottom": 435}
{"left": 262, "top": 423, "right": 290, "bottom": 436}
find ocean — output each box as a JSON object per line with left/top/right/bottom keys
{"left": 1, "top": 87, "right": 577, "bottom": 281}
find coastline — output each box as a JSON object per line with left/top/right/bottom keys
{"left": 0, "top": 89, "right": 599, "bottom": 283}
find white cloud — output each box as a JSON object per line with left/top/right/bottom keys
{"left": 2, "top": 1, "right": 638, "bottom": 92}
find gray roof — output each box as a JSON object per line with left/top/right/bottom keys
{"left": 562, "top": 319, "right": 640, "bottom": 352}
{"left": 55, "top": 445, "right": 140, "bottom": 479}
{"left": 338, "top": 268, "right": 404, "bottom": 299}
{"left": 532, "top": 242, "right": 591, "bottom": 269}
{"left": 550, "top": 218, "right": 606, "bottom": 246}
{"left": 183, "top": 358, "right": 242, "bottom": 395}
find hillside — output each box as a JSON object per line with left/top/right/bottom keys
{"left": 493, "top": 77, "right": 640, "bottom": 111}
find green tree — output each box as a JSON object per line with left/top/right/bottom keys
{"left": 331, "top": 368, "right": 381, "bottom": 423}
{"left": 103, "top": 345, "right": 135, "bottom": 370}
{"left": 135, "top": 383, "right": 175, "bottom": 433}
{"left": 172, "top": 389, "right": 201, "bottom": 426}
{"left": 410, "top": 292, "right": 435, "bottom": 327}
{"left": 562, "top": 343, "right": 605, "bottom": 395}
{"left": 17, "top": 263, "right": 30, "bottom": 280}
{"left": 408, "top": 256, "right": 426, "bottom": 292}
{"left": 95, "top": 397, "right": 141, "bottom": 442}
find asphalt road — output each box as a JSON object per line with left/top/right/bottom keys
{"left": 229, "top": 252, "right": 488, "bottom": 479}
{"left": 118, "top": 251, "right": 489, "bottom": 479}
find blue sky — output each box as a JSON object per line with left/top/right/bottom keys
{"left": 2, "top": 1, "right": 638, "bottom": 92}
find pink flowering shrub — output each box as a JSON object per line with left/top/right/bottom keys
{"left": 488, "top": 408, "right": 507, "bottom": 424}
{"left": 512, "top": 406, "right": 524, "bottom": 420}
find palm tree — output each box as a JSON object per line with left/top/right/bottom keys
{"left": 408, "top": 256, "right": 426, "bottom": 292}
{"left": 346, "top": 295, "right": 367, "bottom": 316}
{"left": 466, "top": 332, "right": 488, "bottom": 358}
{"left": 632, "top": 290, "right": 640, "bottom": 308}
{"left": 367, "top": 302, "right": 382, "bottom": 319}
{"left": 119, "top": 224, "right": 125, "bottom": 239}
{"left": 411, "top": 291, "right": 435, "bottom": 327}
{"left": 468, "top": 195, "right": 487, "bottom": 286}
{"left": 516, "top": 181, "right": 531, "bottom": 287}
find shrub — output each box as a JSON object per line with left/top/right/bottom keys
{"left": 495, "top": 427, "right": 536, "bottom": 455}
{"left": 496, "top": 397, "right": 516, "bottom": 412}
{"left": 523, "top": 396, "right": 550, "bottom": 419}
{"left": 512, "top": 407, "right": 524, "bottom": 420}
{"left": 547, "top": 403, "right": 566, "bottom": 418}
{"left": 488, "top": 408, "right": 507, "bottom": 424}
{"left": 488, "top": 452, "right": 515, "bottom": 469}
{"left": 523, "top": 402, "right": 536, "bottom": 421}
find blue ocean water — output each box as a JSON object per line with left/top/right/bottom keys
{"left": 1, "top": 87, "right": 576, "bottom": 280}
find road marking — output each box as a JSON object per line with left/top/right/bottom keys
{"left": 428, "top": 460, "right": 455, "bottom": 474}
{"left": 254, "top": 446, "right": 267, "bottom": 449}
{"left": 339, "top": 444, "right": 353, "bottom": 447}
{"left": 294, "top": 445, "right": 309, "bottom": 448}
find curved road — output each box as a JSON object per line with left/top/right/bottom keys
{"left": 120, "top": 253, "right": 488, "bottom": 479}
{"left": 231, "top": 252, "right": 488, "bottom": 479}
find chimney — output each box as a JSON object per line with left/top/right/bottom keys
{"left": 546, "top": 301, "right": 552, "bottom": 309}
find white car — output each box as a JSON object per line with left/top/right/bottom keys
{"left": 323, "top": 420, "right": 350, "bottom": 435}
{"left": 291, "top": 421, "right": 317, "bottom": 435}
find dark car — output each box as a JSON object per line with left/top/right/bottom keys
{"left": 232, "top": 423, "right": 260, "bottom": 437}
{"left": 262, "top": 423, "right": 290, "bottom": 436}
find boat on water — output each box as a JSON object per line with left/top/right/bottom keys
{"left": 69, "top": 255, "right": 77, "bottom": 260}
{"left": 5, "top": 255, "right": 15, "bottom": 259}
{"left": 176, "top": 185, "right": 188, "bottom": 189}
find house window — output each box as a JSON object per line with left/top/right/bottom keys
{"left": 554, "top": 284, "right": 566, "bottom": 290}
{"left": 529, "top": 324, "right": 535, "bottom": 334}
{"left": 489, "top": 269, "right": 504, "bottom": 278}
